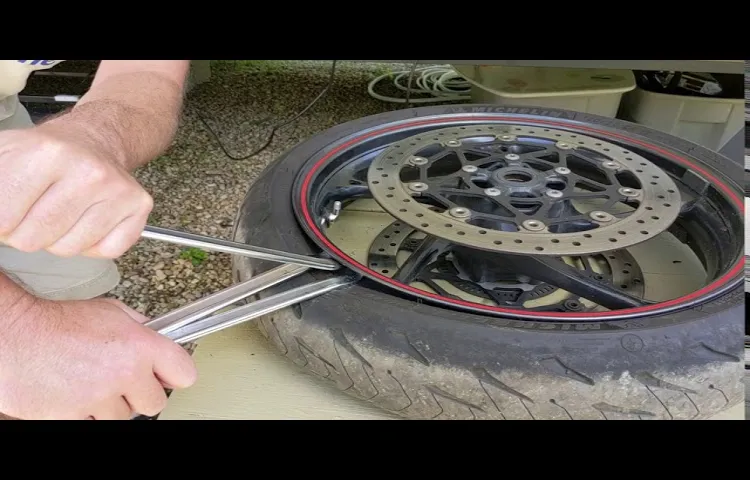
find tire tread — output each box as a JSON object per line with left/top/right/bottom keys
{"left": 256, "top": 309, "right": 740, "bottom": 420}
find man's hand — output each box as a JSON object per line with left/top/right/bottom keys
{"left": 0, "top": 295, "right": 197, "bottom": 420}
{"left": 0, "top": 125, "right": 153, "bottom": 258}
{"left": 0, "top": 60, "right": 188, "bottom": 259}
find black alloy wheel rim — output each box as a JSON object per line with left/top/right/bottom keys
{"left": 292, "top": 113, "right": 744, "bottom": 322}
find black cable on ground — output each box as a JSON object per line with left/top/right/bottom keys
{"left": 196, "top": 60, "right": 339, "bottom": 161}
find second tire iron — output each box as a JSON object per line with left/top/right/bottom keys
{"left": 139, "top": 225, "right": 355, "bottom": 344}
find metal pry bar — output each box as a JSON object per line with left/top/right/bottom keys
{"left": 140, "top": 225, "right": 354, "bottom": 344}
{"left": 141, "top": 225, "right": 340, "bottom": 271}
{"left": 144, "top": 263, "right": 310, "bottom": 335}
{"left": 161, "top": 273, "right": 358, "bottom": 344}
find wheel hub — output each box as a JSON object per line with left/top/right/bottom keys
{"left": 490, "top": 165, "right": 548, "bottom": 190}
{"left": 367, "top": 124, "right": 682, "bottom": 255}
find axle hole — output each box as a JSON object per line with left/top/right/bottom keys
{"left": 503, "top": 172, "right": 533, "bottom": 183}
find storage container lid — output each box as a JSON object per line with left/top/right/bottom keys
{"left": 454, "top": 65, "right": 636, "bottom": 98}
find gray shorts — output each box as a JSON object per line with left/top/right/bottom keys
{"left": 0, "top": 96, "right": 120, "bottom": 300}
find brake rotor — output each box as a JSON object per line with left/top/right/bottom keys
{"left": 367, "top": 220, "right": 645, "bottom": 311}
{"left": 366, "top": 124, "right": 682, "bottom": 255}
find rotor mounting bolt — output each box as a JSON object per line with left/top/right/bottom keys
{"left": 408, "top": 182, "right": 429, "bottom": 192}
{"left": 556, "top": 142, "right": 573, "bottom": 150}
{"left": 484, "top": 188, "right": 502, "bottom": 197}
{"left": 618, "top": 187, "right": 640, "bottom": 197}
{"left": 545, "top": 189, "right": 563, "bottom": 198}
{"left": 498, "top": 134, "right": 516, "bottom": 141}
{"left": 590, "top": 211, "right": 614, "bottom": 222}
{"left": 554, "top": 167, "right": 571, "bottom": 175}
{"left": 462, "top": 165, "right": 478, "bottom": 173}
{"left": 602, "top": 161, "right": 620, "bottom": 170}
{"left": 504, "top": 153, "right": 520, "bottom": 161}
{"left": 410, "top": 156, "right": 429, "bottom": 166}
{"left": 445, "top": 139, "right": 462, "bottom": 147}
{"left": 448, "top": 207, "right": 471, "bottom": 219}
{"left": 522, "top": 219, "right": 546, "bottom": 231}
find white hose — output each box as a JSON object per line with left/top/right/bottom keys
{"left": 367, "top": 65, "right": 472, "bottom": 104}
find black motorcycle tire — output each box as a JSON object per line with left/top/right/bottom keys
{"left": 232, "top": 104, "right": 744, "bottom": 420}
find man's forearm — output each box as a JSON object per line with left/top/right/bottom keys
{"left": 0, "top": 272, "right": 39, "bottom": 332}
{"left": 37, "top": 62, "right": 189, "bottom": 171}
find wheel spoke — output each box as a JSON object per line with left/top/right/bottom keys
{"left": 323, "top": 186, "right": 370, "bottom": 204}
{"left": 495, "top": 255, "right": 649, "bottom": 309}
{"left": 392, "top": 235, "right": 452, "bottom": 284}
{"left": 420, "top": 277, "right": 463, "bottom": 300}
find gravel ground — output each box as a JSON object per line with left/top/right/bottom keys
{"left": 28, "top": 60, "right": 437, "bottom": 317}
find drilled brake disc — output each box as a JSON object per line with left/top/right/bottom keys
{"left": 366, "top": 124, "right": 682, "bottom": 255}
{"left": 367, "top": 221, "right": 645, "bottom": 310}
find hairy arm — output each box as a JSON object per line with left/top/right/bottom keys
{"left": 38, "top": 60, "right": 191, "bottom": 171}
{"left": 0, "top": 271, "right": 39, "bottom": 333}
